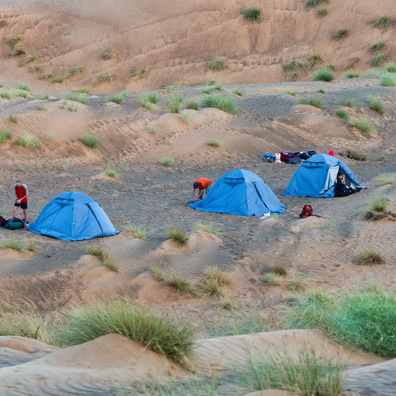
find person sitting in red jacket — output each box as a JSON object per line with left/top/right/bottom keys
{"left": 192, "top": 178, "right": 212, "bottom": 202}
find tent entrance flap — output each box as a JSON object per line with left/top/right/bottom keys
{"left": 321, "top": 165, "right": 339, "bottom": 194}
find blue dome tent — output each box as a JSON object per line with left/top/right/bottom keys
{"left": 282, "top": 153, "right": 363, "bottom": 198}
{"left": 29, "top": 192, "right": 120, "bottom": 241}
{"left": 190, "top": 169, "right": 286, "bottom": 216}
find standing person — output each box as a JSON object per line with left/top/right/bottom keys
{"left": 192, "top": 178, "right": 212, "bottom": 202}
{"left": 13, "top": 180, "right": 29, "bottom": 225}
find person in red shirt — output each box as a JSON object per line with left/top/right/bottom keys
{"left": 192, "top": 178, "right": 212, "bottom": 202}
{"left": 13, "top": 180, "right": 29, "bottom": 225}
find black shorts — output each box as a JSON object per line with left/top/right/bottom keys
{"left": 14, "top": 201, "right": 28, "bottom": 209}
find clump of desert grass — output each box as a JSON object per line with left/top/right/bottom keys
{"left": 287, "top": 277, "right": 308, "bottom": 292}
{"left": 242, "top": 7, "right": 261, "bottom": 23}
{"left": 312, "top": 68, "right": 334, "bottom": 82}
{"left": 207, "top": 139, "right": 221, "bottom": 148}
{"left": 86, "top": 246, "right": 118, "bottom": 272}
{"left": 284, "top": 90, "right": 297, "bottom": 96}
{"left": 234, "top": 346, "right": 343, "bottom": 396}
{"left": 193, "top": 221, "right": 220, "bottom": 235}
{"left": 285, "top": 285, "right": 396, "bottom": 357}
{"left": 17, "top": 134, "right": 42, "bottom": 148}
{"left": 81, "top": 134, "right": 99, "bottom": 149}
{"left": 385, "top": 62, "right": 396, "bottom": 73}
{"left": 168, "top": 96, "right": 182, "bottom": 113}
{"left": 0, "top": 92, "right": 13, "bottom": 100}
{"left": 186, "top": 101, "right": 199, "bottom": 110}
{"left": 369, "top": 41, "right": 386, "bottom": 55}
{"left": 96, "top": 73, "right": 116, "bottom": 83}
{"left": 200, "top": 87, "right": 213, "bottom": 95}
{"left": 63, "top": 93, "right": 90, "bottom": 105}
{"left": 335, "top": 108, "right": 349, "bottom": 122}
{"left": 345, "top": 70, "right": 360, "bottom": 78}
{"left": 129, "top": 66, "right": 146, "bottom": 80}
{"left": 165, "top": 275, "right": 196, "bottom": 295}
{"left": 367, "top": 95, "right": 385, "bottom": 115}
{"left": 102, "top": 49, "right": 118, "bottom": 60}
{"left": 371, "top": 54, "right": 387, "bottom": 67}
{"left": 0, "top": 128, "right": 12, "bottom": 143}
{"left": 374, "top": 16, "right": 389, "bottom": 30}
{"left": 316, "top": 8, "right": 327, "bottom": 17}
{"left": 166, "top": 226, "right": 188, "bottom": 246}
{"left": 198, "top": 266, "right": 233, "bottom": 299}
{"left": 54, "top": 299, "right": 194, "bottom": 364}
{"left": 124, "top": 224, "right": 147, "bottom": 240}
{"left": 232, "top": 88, "right": 244, "bottom": 96}
{"left": 200, "top": 95, "right": 238, "bottom": 114}
{"left": 148, "top": 125, "right": 159, "bottom": 135}
{"left": 307, "top": 53, "right": 323, "bottom": 70}
{"left": 207, "top": 56, "right": 227, "bottom": 71}
{"left": 271, "top": 262, "right": 287, "bottom": 276}
{"left": 35, "top": 93, "right": 50, "bottom": 100}
{"left": 13, "top": 82, "right": 32, "bottom": 92}
{"left": 108, "top": 91, "right": 128, "bottom": 105}
{"left": 263, "top": 273, "right": 283, "bottom": 286}
{"left": 305, "top": 0, "right": 329, "bottom": 7}
{"left": 298, "top": 96, "right": 323, "bottom": 108}
{"left": 332, "top": 28, "right": 349, "bottom": 41}
{"left": 0, "top": 238, "right": 36, "bottom": 252}
{"left": 353, "top": 249, "right": 385, "bottom": 265}
{"left": 364, "top": 195, "right": 395, "bottom": 220}
{"left": 337, "top": 98, "right": 359, "bottom": 108}
{"left": 161, "top": 157, "right": 174, "bottom": 167}
{"left": 338, "top": 148, "right": 367, "bottom": 161}
{"left": 139, "top": 92, "right": 160, "bottom": 111}
{"left": 372, "top": 175, "right": 395, "bottom": 186}
{"left": 104, "top": 168, "right": 118, "bottom": 178}
{"left": 350, "top": 119, "right": 376, "bottom": 135}
{"left": 380, "top": 74, "right": 396, "bottom": 86}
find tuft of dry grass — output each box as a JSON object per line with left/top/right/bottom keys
{"left": 86, "top": 246, "right": 118, "bottom": 272}
{"left": 166, "top": 226, "right": 188, "bottom": 246}
{"left": 353, "top": 249, "right": 385, "bottom": 265}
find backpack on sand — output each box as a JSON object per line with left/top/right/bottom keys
{"left": 0, "top": 216, "right": 7, "bottom": 227}
{"left": 4, "top": 218, "right": 24, "bottom": 230}
{"left": 299, "top": 204, "right": 313, "bottom": 218}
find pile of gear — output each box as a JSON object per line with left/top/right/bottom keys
{"left": 0, "top": 216, "right": 25, "bottom": 229}
{"left": 262, "top": 151, "right": 317, "bottom": 164}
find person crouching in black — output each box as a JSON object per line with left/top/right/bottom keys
{"left": 334, "top": 173, "right": 358, "bottom": 197}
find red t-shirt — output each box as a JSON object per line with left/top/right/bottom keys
{"left": 195, "top": 178, "right": 212, "bottom": 190}
{"left": 15, "top": 184, "right": 28, "bottom": 203}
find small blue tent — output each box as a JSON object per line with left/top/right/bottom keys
{"left": 29, "top": 192, "right": 120, "bottom": 241}
{"left": 282, "top": 153, "right": 362, "bottom": 198}
{"left": 190, "top": 169, "right": 286, "bottom": 216}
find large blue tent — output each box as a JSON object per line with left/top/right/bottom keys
{"left": 190, "top": 169, "right": 286, "bottom": 216}
{"left": 282, "top": 153, "right": 362, "bottom": 198}
{"left": 29, "top": 192, "right": 120, "bottom": 241}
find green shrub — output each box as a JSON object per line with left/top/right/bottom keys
{"left": 141, "top": 92, "right": 159, "bottom": 104}
{"left": 316, "top": 8, "right": 327, "bottom": 16}
{"left": 148, "top": 126, "right": 159, "bottom": 135}
{"left": 337, "top": 98, "right": 358, "bottom": 108}
{"left": 168, "top": 99, "right": 181, "bottom": 113}
{"left": 129, "top": 66, "right": 146, "bottom": 80}
{"left": 86, "top": 246, "right": 118, "bottom": 272}
{"left": 17, "top": 134, "right": 42, "bottom": 148}
{"left": 198, "top": 277, "right": 225, "bottom": 299}
{"left": 263, "top": 273, "right": 283, "bottom": 286}
{"left": 35, "top": 93, "right": 50, "bottom": 100}
{"left": 200, "top": 87, "right": 213, "bottom": 95}
{"left": 385, "top": 62, "right": 396, "bottom": 73}
{"left": 353, "top": 249, "right": 385, "bottom": 265}
{"left": 307, "top": 53, "right": 323, "bottom": 70}
{"left": 338, "top": 148, "right": 367, "bottom": 161}
{"left": 104, "top": 168, "right": 118, "bottom": 179}
{"left": 0, "top": 92, "right": 12, "bottom": 100}
{"left": 232, "top": 88, "right": 244, "bottom": 96}
{"left": 55, "top": 299, "right": 194, "bottom": 363}
{"left": 0, "top": 128, "right": 12, "bottom": 143}
{"left": 164, "top": 84, "right": 176, "bottom": 92}
{"left": 369, "top": 41, "right": 386, "bottom": 54}
{"left": 313, "top": 68, "right": 334, "bottom": 81}
{"left": 204, "top": 266, "right": 233, "bottom": 286}
{"left": 298, "top": 96, "right": 323, "bottom": 108}
{"left": 193, "top": 221, "right": 220, "bottom": 235}
{"left": 200, "top": 95, "right": 238, "bottom": 114}
{"left": 242, "top": 7, "right": 262, "bottom": 23}
{"left": 345, "top": 71, "right": 360, "bottom": 78}
{"left": 284, "top": 90, "right": 297, "bottom": 96}
{"left": 380, "top": 74, "right": 396, "bottom": 86}
{"left": 0, "top": 238, "right": 25, "bottom": 251}
{"left": 219, "top": 296, "right": 236, "bottom": 311}
{"left": 108, "top": 91, "right": 128, "bottom": 105}
{"left": 161, "top": 157, "right": 174, "bottom": 167}
{"left": 78, "top": 87, "right": 91, "bottom": 94}
{"left": 367, "top": 95, "right": 385, "bottom": 115}
{"left": 367, "top": 195, "right": 391, "bottom": 212}
{"left": 151, "top": 265, "right": 165, "bottom": 282}
{"left": 374, "top": 16, "right": 389, "bottom": 30}
{"left": 207, "top": 56, "right": 227, "bottom": 71}
{"left": 305, "top": 0, "right": 328, "bottom": 7}
{"left": 371, "top": 54, "right": 387, "bottom": 67}
{"left": 335, "top": 109, "right": 349, "bottom": 122}
{"left": 102, "top": 49, "right": 118, "bottom": 60}
{"left": 184, "top": 101, "right": 198, "bottom": 110}
{"left": 14, "top": 90, "right": 29, "bottom": 98}
{"left": 124, "top": 224, "right": 147, "bottom": 240}
{"left": 234, "top": 347, "right": 343, "bottom": 396}
{"left": 81, "top": 134, "right": 99, "bottom": 149}
{"left": 166, "top": 226, "right": 188, "bottom": 246}
{"left": 285, "top": 286, "right": 396, "bottom": 357}
{"left": 180, "top": 112, "right": 191, "bottom": 123}
{"left": 332, "top": 28, "right": 349, "bottom": 41}
{"left": 287, "top": 277, "right": 307, "bottom": 292}
{"left": 271, "top": 262, "right": 287, "bottom": 276}
{"left": 207, "top": 139, "right": 221, "bottom": 148}
{"left": 203, "top": 79, "right": 217, "bottom": 86}
{"left": 8, "top": 114, "right": 18, "bottom": 122}
{"left": 36, "top": 104, "right": 45, "bottom": 111}
{"left": 350, "top": 119, "right": 376, "bottom": 134}
{"left": 63, "top": 93, "right": 90, "bottom": 105}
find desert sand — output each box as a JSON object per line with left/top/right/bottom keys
{"left": 0, "top": 0, "right": 395, "bottom": 395}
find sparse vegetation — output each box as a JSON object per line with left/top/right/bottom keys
{"left": 18, "top": 52, "right": 38, "bottom": 66}
{"left": 284, "top": 90, "right": 297, "bottom": 96}
{"left": 102, "top": 49, "right": 118, "bottom": 60}
{"left": 81, "top": 134, "right": 99, "bottom": 149}
{"left": 97, "top": 73, "right": 116, "bottom": 83}
{"left": 0, "top": 20, "right": 7, "bottom": 28}
{"left": 108, "top": 91, "right": 128, "bottom": 105}
{"left": 17, "top": 134, "right": 42, "bottom": 148}
{"left": 0, "top": 128, "right": 12, "bottom": 143}
{"left": 298, "top": 96, "right": 323, "bottom": 108}
{"left": 10, "top": 41, "right": 27, "bottom": 56}
{"left": 38, "top": 69, "right": 54, "bottom": 80}
{"left": 385, "top": 62, "right": 396, "bottom": 73}
{"left": 86, "top": 246, "right": 118, "bottom": 272}
{"left": 186, "top": 101, "right": 199, "bottom": 110}
{"left": 124, "top": 224, "right": 147, "bottom": 240}
{"left": 316, "top": 8, "right": 328, "bottom": 17}
{"left": 287, "top": 277, "right": 307, "bottom": 292}
{"left": 168, "top": 97, "right": 181, "bottom": 113}
{"left": 271, "top": 262, "right": 287, "bottom": 276}
{"left": 200, "top": 87, "right": 213, "bottom": 95}
{"left": 345, "top": 71, "right": 360, "bottom": 78}
{"left": 70, "top": 65, "right": 85, "bottom": 76}
{"left": 148, "top": 126, "right": 159, "bottom": 135}
{"left": 232, "top": 88, "right": 244, "bottom": 96}
{"left": 234, "top": 347, "right": 343, "bottom": 396}
{"left": 332, "top": 28, "right": 349, "bottom": 41}
{"left": 344, "top": 57, "right": 360, "bottom": 70}
{"left": 207, "top": 139, "right": 221, "bottom": 148}
{"left": 55, "top": 299, "right": 194, "bottom": 364}
{"left": 129, "top": 66, "right": 146, "bottom": 80}
{"left": 0, "top": 92, "right": 12, "bottom": 100}
{"left": 371, "top": 54, "right": 387, "bottom": 67}
{"left": 336, "top": 109, "right": 349, "bottom": 122}
{"left": 242, "top": 7, "right": 262, "bottom": 23}
{"left": 165, "top": 275, "right": 196, "bottom": 295}
{"left": 201, "top": 95, "right": 238, "bottom": 114}
{"left": 380, "top": 74, "right": 396, "bottom": 86}
{"left": 338, "top": 148, "right": 367, "bottom": 161}
{"left": 369, "top": 41, "right": 386, "bottom": 55}
{"left": 374, "top": 16, "right": 389, "bottom": 30}
{"left": 151, "top": 265, "right": 165, "bottom": 282}
{"left": 193, "top": 222, "right": 220, "bottom": 235}
{"left": 166, "top": 226, "right": 188, "bottom": 246}
{"left": 353, "top": 249, "right": 385, "bottom": 265}
{"left": 313, "top": 68, "right": 334, "bottom": 82}
{"left": 207, "top": 56, "right": 227, "bottom": 71}
{"left": 367, "top": 195, "right": 391, "bottom": 213}
{"left": 161, "top": 157, "right": 174, "bottom": 167}
{"left": 350, "top": 119, "right": 376, "bottom": 134}
{"left": 104, "top": 168, "right": 118, "bottom": 178}
{"left": 140, "top": 92, "right": 160, "bottom": 105}
{"left": 180, "top": 112, "right": 192, "bottom": 123}
{"left": 372, "top": 176, "right": 395, "bottom": 186}
{"left": 337, "top": 98, "right": 360, "bottom": 108}
{"left": 35, "top": 93, "right": 50, "bottom": 100}
{"left": 263, "top": 273, "right": 283, "bottom": 286}
{"left": 367, "top": 95, "right": 385, "bottom": 115}
{"left": 307, "top": 53, "right": 323, "bottom": 70}
{"left": 305, "top": 0, "right": 328, "bottom": 7}
{"left": 204, "top": 266, "right": 233, "bottom": 286}
{"left": 63, "top": 93, "right": 90, "bottom": 105}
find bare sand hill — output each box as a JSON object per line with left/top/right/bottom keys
{"left": 0, "top": 0, "right": 395, "bottom": 395}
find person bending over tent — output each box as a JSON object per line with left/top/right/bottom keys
{"left": 334, "top": 172, "right": 361, "bottom": 197}
{"left": 192, "top": 178, "right": 212, "bottom": 202}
